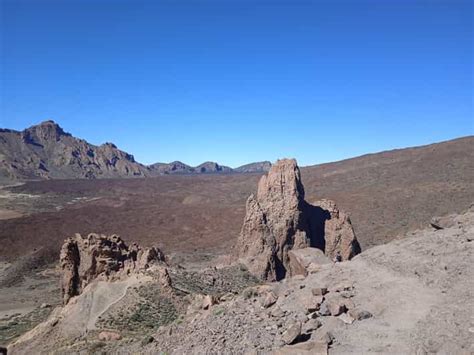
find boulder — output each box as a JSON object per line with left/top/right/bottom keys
{"left": 302, "top": 295, "right": 324, "bottom": 313}
{"left": 98, "top": 331, "right": 121, "bottom": 341}
{"left": 60, "top": 233, "right": 165, "bottom": 304}
{"left": 311, "top": 287, "right": 328, "bottom": 296}
{"left": 328, "top": 302, "right": 346, "bottom": 316}
{"left": 312, "top": 199, "right": 361, "bottom": 261}
{"left": 349, "top": 308, "right": 373, "bottom": 321}
{"left": 318, "top": 302, "right": 331, "bottom": 316}
{"left": 202, "top": 295, "right": 218, "bottom": 310}
{"left": 338, "top": 312, "right": 355, "bottom": 324}
{"left": 430, "top": 215, "right": 457, "bottom": 230}
{"left": 303, "top": 318, "right": 322, "bottom": 333}
{"left": 288, "top": 248, "right": 331, "bottom": 277}
{"left": 281, "top": 322, "right": 302, "bottom": 345}
{"left": 324, "top": 296, "right": 349, "bottom": 316}
{"left": 261, "top": 291, "right": 278, "bottom": 308}
{"left": 236, "top": 159, "right": 361, "bottom": 281}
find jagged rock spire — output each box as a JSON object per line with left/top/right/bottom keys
{"left": 236, "top": 158, "right": 360, "bottom": 281}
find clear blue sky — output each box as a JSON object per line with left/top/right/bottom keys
{"left": 1, "top": 0, "right": 472, "bottom": 167}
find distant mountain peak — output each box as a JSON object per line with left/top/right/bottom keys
{"left": 0, "top": 120, "right": 148, "bottom": 180}
{"left": 24, "top": 120, "right": 70, "bottom": 142}
{"left": 102, "top": 142, "right": 118, "bottom": 149}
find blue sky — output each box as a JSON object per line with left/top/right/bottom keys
{"left": 1, "top": 0, "right": 472, "bottom": 167}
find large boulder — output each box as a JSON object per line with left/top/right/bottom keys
{"left": 236, "top": 159, "right": 360, "bottom": 281}
{"left": 288, "top": 248, "right": 332, "bottom": 276}
{"left": 312, "top": 199, "right": 360, "bottom": 261}
{"left": 60, "top": 233, "right": 165, "bottom": 304}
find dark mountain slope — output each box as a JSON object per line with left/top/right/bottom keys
{"left": 0, "top": 121, "right": 149, "bottom": 180}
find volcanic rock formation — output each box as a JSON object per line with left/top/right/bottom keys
{"left": 236, "top": 159, "right": 360, "bottom": 281}
{"left": 60, "top": 233, "right": 165, "bottom": 304}
{"left": 313, "top": 199, "right": 361, "bottom": 261}
{"left": 0, "top": 120, "right": 149, "bottom": 180}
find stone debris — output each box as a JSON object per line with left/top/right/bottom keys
{"left": 303, "top": 318, "right": 322, "bottom": 333}
{"left": 261, "top": 291, "right": 278, "bottom": 308}
{"left": 311, "top": 287, "right": 328, "bottom": 296}
{"left": 430, "top": 215, "right": 457, "bottom": 230}
{"left": 281, "top": 322, "right": 302, "bottom": 345}
{"left": 98, "top": 331, "right": 121, "bottom": 341}
{"left": 288, "top": 248, "right": 332, "bottom": 277}
{"left": 202, "top": 295, "right": 218, "bottom": 310}
{"left": 338, "top": 312, "right": 355, "bottom": 324}
{"left": 349, "top": 308, "right": 373, "bottom": 321}
{"left": 302, "top": 295, "right": 324, "bottom": 313}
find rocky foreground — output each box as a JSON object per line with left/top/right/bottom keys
{"left": 7, "top": 208, "right": 473, "bottom": 354}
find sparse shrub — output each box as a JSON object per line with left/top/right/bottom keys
{"left": 213, "top": 307, "right": 225, "bottom": 316}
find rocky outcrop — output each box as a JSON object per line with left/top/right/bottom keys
{"left": 236, "top": 159, "right": 360, "bottom": 281}
{"left": 288, "top": 248, "right": 332, "bottom": 277}
{"left": 234, "top": 161, "right": 272, "bottom": 173}
{"left": 60, "top": 233, "right": 165, "bottom": 304}
{"left": 0, "top": 120, "right": 150, "bottom": 180}
{"left": 312, "top": 199, "right": 361, "bottom": 261}
{"left": 195, "top": 161, "right": 233, "bottom": 174}
{"left": 148, "top": 161, "right": 196, "bottom": 175}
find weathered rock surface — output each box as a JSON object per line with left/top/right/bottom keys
{"left": 313, "top": 199, "right": 360, "bottom": 261}
{"left": 288, "top": 248, "right": 332, "bottom": 276}
{"left": 0, "top": 120, "right": 150, "bottom": 180}
{"left": 98, "top": 331, "right": 121, "bottom": 341}
{"left": 236, "top": 159, "right": 360, "bottom": 280}
{"left": 60, "top": 233, "right": 164, "bottom": 304}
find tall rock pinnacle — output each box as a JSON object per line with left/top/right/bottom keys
{"left": 236, "top": 158, "right": 360, "bottom": 281}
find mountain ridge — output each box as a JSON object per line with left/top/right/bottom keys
{"left": 0, "top": 121, "right": 272, "bottom": 180}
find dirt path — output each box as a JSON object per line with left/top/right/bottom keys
{"left": 57, "top": 275, "right": 146, "bottom": 337}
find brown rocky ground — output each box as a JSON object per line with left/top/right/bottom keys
{"left": 0, "top": 136, "right": 472, "bottom": 266}
{"left": 0, "top": 136, "right": 472, "bottom": 351}
{"left": 7, "top": 208, "right": 474, "bottom": 354}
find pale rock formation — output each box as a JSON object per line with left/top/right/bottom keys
{"left": 312, "top": 199, "right": 360, "bottom": 261}
{"left": 288, "top": 248, "right": 331, "bottom": 277}
{"left": 60, "top": 233, "right": 164, "bottom": 304}
{"left": 237, "top": 159, "right": 360, "bottom": 281}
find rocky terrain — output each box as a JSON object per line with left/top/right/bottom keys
{"left": 3, "top": 160, "right": 473, "bottom": 354}
{"left": 234, "top": 161, "right": 272, "bottom": 173}
{"left": 0, "top": 121, "right": 271, "bottom": 181}
{"left": 0, "top": 121, "right": 149, "bottom": 180}
{"left": 0, "top": 136, "right": 472, "bottom": 267}
{"left": 148, "top": 160, "right": 270, "bottom": 175}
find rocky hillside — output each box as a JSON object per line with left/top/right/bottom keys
{"left": 302, "top": 135, "right": 474, "bottom": 248}
{"left": 148, "top": 161, "right": 195, "bottom": 175}
{"left": 234, "top": 161, "right": 271, "bottom": 173}
{"left": 0, "top": 121, "right": 149, "bottom": 180}
{"left": 149, "top": 161, "right": 270, "bottom": 175}
{"left": 0, "top": 121, "right": 272, "bottom": 180}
